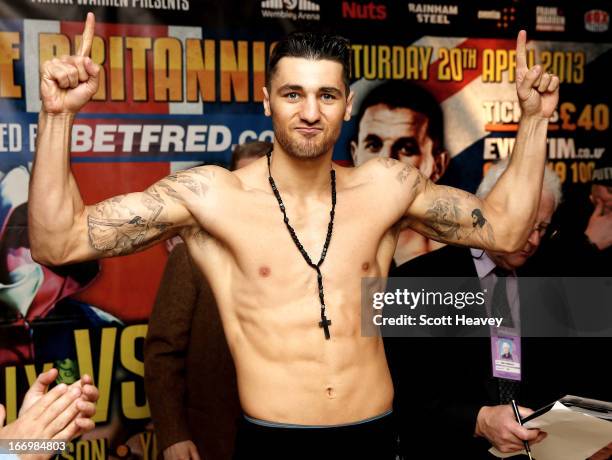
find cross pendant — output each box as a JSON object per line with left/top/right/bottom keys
{"left": 319, "top": 316, "right": 332, "bottom": 340}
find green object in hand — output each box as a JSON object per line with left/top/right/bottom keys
{"left": 55, "top": 358, "right": 79, "bottom": 385}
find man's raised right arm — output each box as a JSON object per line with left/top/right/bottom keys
{"left": 30, "top": 119, "right": 208, "bottom": 264}
{"left": 28, "top": 13, "right": 201, "bottom": 265}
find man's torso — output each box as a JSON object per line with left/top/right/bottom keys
{"left": 178, "top": 158, "right": 402, "bottom": 424}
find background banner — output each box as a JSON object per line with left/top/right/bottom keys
{"left": 1, "top": 1, "right": 610, "bottom": 458}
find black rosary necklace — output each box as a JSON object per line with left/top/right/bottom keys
{"left": 266, "top": 151, "right": 336, "bottom": 340}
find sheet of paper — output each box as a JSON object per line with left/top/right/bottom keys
{"left": 490, "top": 402, "right": 612, "bottom": 459}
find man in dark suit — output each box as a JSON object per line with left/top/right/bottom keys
{"left": 387, "top": 160, "right": 611, "bottom": 459}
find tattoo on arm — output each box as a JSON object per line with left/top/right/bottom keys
{"left": 87, "top": 194, "right": 173, "bottom": 256}
{"left": 407, "top": 169, "right": 423, "bottom": 198}
{"left": 146, "top": 168, "right": 215, "bottom": 205}
{"left": 378, "top": 158, "right": 425, "bottom": 200}
{"left": 396, "top": 165, "right": 412, "bottom": 184}
{"left": 166, "top": 174, "right": 205, "bottom": 196}
{"left": 424, "top": 197, "right": 495, "bottom": 247}
{"left": 420, "top": 193, "right": 496, "bottom": 247}
{"left": 86, "top": 168, "right": 215, "bottom": 256}
{"left": 469, "top": 208, "right": 495, "bottom": 246}
{"left": 423, "top": 196, "right": 462, "bottom": 239}
{"left": 165, "top": 168, "right": 213, "bottom": 197}
{"left": 394, "top": 163, "right": 425, "bottom": 205}
{"left": 154, "top": 182, "right": 184, "bottom": 204}
{"left": 382, "top": 157, "right": 497, "bottom": 248}
{"left": 471, "top": 209, "right": 487, "bottom": 228}
{"left": 143, "top": 188, "right": 165, "bottom": 209}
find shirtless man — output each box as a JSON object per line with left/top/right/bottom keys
{"left": 29, "top": 13, "right": 559, "bottom": 459}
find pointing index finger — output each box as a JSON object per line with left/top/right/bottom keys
{"left": 516, "top": 29, "right": 528, "bottom": 72}
{"left": 78, "top": 12, "right": 95, "bottom": 57}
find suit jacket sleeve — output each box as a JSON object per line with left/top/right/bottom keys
{"left": 144, "top": 244, "right": 199, "bottom": 452}
{"left": 390, "top": 245, "right": 491, "bottom": 455}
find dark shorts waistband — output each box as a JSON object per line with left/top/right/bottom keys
{"left": 243, "top": 409, "right": 393, "bottom": 429}
{"left": 233, "top": 409, "right": 398, "bottom": 459}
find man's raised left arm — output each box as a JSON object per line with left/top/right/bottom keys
{"left": 385, "top": 30, "right": 559, "bottom": 253}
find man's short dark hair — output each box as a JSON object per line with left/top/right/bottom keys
{"left": 355, "top": 81, "right": 445, "bottom": 155}
{"left": 266, "top": 32, "right": 351, "bottom": 96}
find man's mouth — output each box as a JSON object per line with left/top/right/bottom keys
{"left": 295, "top": 127, "right": 323, "bottom": 136}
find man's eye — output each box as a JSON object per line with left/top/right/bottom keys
{"left": 396, "top": 143, "right": 420, "bottom": 157}
{"left": 398, "top": 148, "right": 419, "bottom": 157}
{"left": 285, "top": 92, "right": 299, "bottom": 100}
{"left": 321, "top": 93, "right": 336, "bottom": 101}
{"left": 365, "top": 140, "right": 382, "bottom": 152}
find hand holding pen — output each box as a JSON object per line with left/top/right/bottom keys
{"left": 475, "top": 403, "right": 546, "bottom": 454}
{"left": 511, "top": 399, "right": 535, "bottom": 460}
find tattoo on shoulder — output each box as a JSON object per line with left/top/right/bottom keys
{"left": 166, "top": 168, "right": 214, "bottom": 197}
{"left": 396, "top": 165, "right": 412, "bottom": 184}
{"left": 154, "top": 182, "right": 184, "bottom": 204}
{"left": 411, "top": 173, "right": 424, "bottom": 194}
{"left": 142, "top": 187, "right": 165, "bottom": 209}
{"left": 399, "top": 166, "right": 424, "bottom": 193}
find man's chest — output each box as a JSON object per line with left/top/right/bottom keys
{"left": 193, "top": 187, "right": 395, "bottom": 271}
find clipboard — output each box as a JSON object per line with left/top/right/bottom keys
{"left": 490, "top": 395, "right": 612, "bottom": 459}
{"left": 522, "top": 395, "right": 612, "bottom": 423}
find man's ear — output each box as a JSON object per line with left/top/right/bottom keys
{"left": 344, "top": 90, "right": 355, "bottom": 121}
{"left": 262, "top": 87, "right": 271, "bottom": 117}
{"left": 431, "top": 150, "right": 450, "bottom": 183}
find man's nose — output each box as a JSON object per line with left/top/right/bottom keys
{"left": 527, "top": 228, "right": 541, "bottom": 248}
{"left": 378, "top": 144, "right": 393, "bottom": 159}
{"left": 299, "top": 95, "right": 321, "bottom": 124}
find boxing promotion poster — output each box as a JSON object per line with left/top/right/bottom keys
{"left": 1, "top": 1, "right": 610, "bottom": 458}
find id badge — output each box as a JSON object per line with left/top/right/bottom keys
{"left": 491, "top": 335, "right": 521, "bottom": 381}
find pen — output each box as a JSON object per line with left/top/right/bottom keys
{"left": 511, "top": 399, "right": 534, "bottom": 460}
